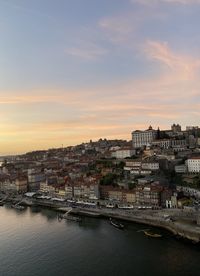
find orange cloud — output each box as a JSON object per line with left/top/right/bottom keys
{"left": 1, "top": 41, "right": 200, "bottom": 154}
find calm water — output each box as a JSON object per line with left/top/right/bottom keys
{"left": 0, "top": 206, "right": 200, "bottom": 276}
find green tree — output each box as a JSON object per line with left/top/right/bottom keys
{"left": 100, "top": 173, "right": 117, "bottom": 186}
{"left": 128, "top": 182, "right": 136, "bottom": 190}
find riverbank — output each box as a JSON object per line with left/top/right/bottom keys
{"left": 70, "top": 207, "right": 200, "bottom": 243}
{"left": 1, "top": 194, "right": 200, "bottom": 243}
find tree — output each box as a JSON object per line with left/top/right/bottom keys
{"left": 128, "top": 182, "right": 136, "bottom": 190}
{"left": 116, "top": 161, "right": 125, "bottom": 169}
{"left": 100, "top": 173, "right": 117, "bottom": 186}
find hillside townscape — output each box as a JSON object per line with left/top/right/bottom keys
{"left": 1, "top": 124, "right": 200, "bottom": 208}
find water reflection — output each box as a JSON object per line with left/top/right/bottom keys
{"left": 1, "top": 206, "right": 200, "bottom": 276}
{"left": 30, "top": 206, "right": 41, "bottom": 213}
{"left": 78, "top": 217, "right": 103, "bottom": 230}
{"left": 39, "top": 208, "right": 58, "bottom": 221}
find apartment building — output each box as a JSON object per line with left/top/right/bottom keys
{"left": 135, "top": 183, "right": 164, "bottom": 207}
{"left": 186, "top": 157, "right": 200, "bottom": 173}
{"left": 132, "top": 126, "right": 157, "bottom": 148}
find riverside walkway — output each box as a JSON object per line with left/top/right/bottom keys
{"left": 2, "top": 193, "right": 200, "bottom": 243}
{"left": 71, "top": 207, "right": 200, "bottom": 243}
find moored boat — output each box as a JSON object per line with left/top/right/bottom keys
{"left": 64, "top": 215, "right": 82, "bottom": 222}
{"left": 109, "top": 218, "right": 124, "bottom": 229}
{"left": 143, "top": 231, "right": 162, "bottom": 238}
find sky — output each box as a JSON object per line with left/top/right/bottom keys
{"left": 1, "top": 0, "right": 200, "bottom": 155}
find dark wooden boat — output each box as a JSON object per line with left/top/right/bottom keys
{"left": 109, "top": 218, "right": 124, "bottom": 229}
{"left": 143, "top": 231, "right": 162, "bottom": 238}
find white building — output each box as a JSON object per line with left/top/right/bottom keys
{"left": 65, "top": 185, "right": 73, "bottom": 198}
{"left": 175, "top": 164, "right": 187, "bottom": 173}
{"left": 111, "top": 148, "right": 135, "bottom": 159}
{"left": 186, "top": 157, "right": 200, "bottom": 173}
{"left": 125, "top": 159, "right": 159, "bottom": 171}
{"left": 132, "top": 126, "right": 157, "bottom": 148}
{"left": 177, "top": 186, "right": 200, "bottom": 199}
{"left": 74, "top": 184, "right": 99, "bottom": 199}
{"left": 160, "top": 139, "right": 171, "bottom": 149}
{"left": 141, "top": 162, "right": 159, "bottom": 171}
{"left": 40, "top": 181, "right": 55, "bottom": 195}
{"left": 171, "top": 139, "right": 187, "bottom": 150}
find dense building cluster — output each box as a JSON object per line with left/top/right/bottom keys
{"left": 1, "top": 124, "right": 200, "bottom": 209}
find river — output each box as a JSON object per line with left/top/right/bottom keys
{"left": 0, "top": 205, "right": 200, "bottom": 276}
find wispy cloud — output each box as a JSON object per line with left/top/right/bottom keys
{"left": 0, "top": 89, "right": 96, "bottom": 106}
{"left": 144, "top": 40, "right": 200, "bottom": 80}
{"left": 99, "top": 13, "right": 138, "bottom": 43}
{"left": 1, "top": 0, "right": 200, "bottom": 155}
{"left": 1, "top": 0, "right": 54, "bottom": 20}
{"left": 65, "top": 43, "right": 108, "bottom": 60}
{"left": 99, "top": 9, "right": 166, "bottom": 47}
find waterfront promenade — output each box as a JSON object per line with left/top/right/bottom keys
{"left": 70, "top": 207, "right": 200, "bottom": 243}
{"left": 18, "top": 200, "right": 200, "bottom": 243}
{"left": 1, "top": 193, "right": 200, "bottom": 243}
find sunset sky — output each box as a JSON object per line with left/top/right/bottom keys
{"left": 1, "top": 0, "right": 200, "bottom": 155}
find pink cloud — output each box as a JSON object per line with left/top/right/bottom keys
{"left": 144, "top": 40, "right": 200, "bottom": 80}
{"left": 1, "top": 40, "right": 200, "bottom": 154}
